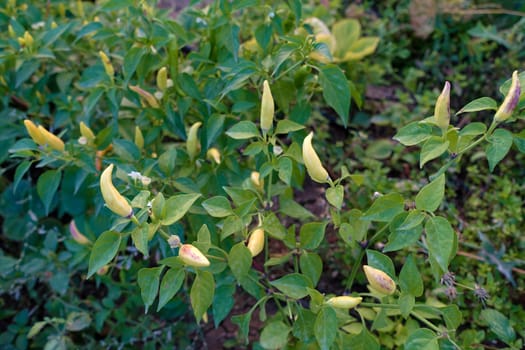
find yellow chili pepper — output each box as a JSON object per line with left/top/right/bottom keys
{"left": 434, "top": 81, "right": 450, "bottom": 134}
{"left": 179, "top": 244, "right": 210, "bottom": 267}
{"left": 494, "top": 70, "right": 521, "bottom": 123}
{"left": 37, "top": 125, "right": 65, "bottom": 152}
{"left": 260, "top": 80, "right": 274, "bottom": 134}
{"left": 363, "top": 265, "right": 396, "bottom": 295}
{"left": 302, "top": 132, "right": 330, "bottom": 184}
{"left": 326, "top": 296, "right": 362, "bottom": 309}
{"left": 247, "top": 228, "right": 265, "bottom": 257}
{"left": 186, "top": 122, "right": 202, "bottom": 161}
{"left": 23, "top": 119, "right": 46, "bottom": 146}
{"left": 100, "top": 164, "right": 133, "bottom": 218}
{"left": 69, "top": 220, "right": 91, "bottom": 245}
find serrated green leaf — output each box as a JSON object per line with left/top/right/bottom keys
{"left": 87, "top": 231, "right": 121, "bottom": 278}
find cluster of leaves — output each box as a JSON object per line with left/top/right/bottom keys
{"left": 1, "top": 1, "right": 525, "bottom": 349}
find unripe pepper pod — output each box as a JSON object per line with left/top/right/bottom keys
{"left": 363, "top": 265, "right": 396, "bottom": 295}
{"left": 129, "top": 85, "right": 160, "bottom": 108}
{"left": 206, "top": 147, "right": 221, "bottom": 164}
{"left": 326, "top": 296, "right": 362, "bottom": 309}
{"left": 302, "top": 132, "right": 330, "bottom": 184}
{"left": 100, "top": 164, "right": 133, "bottom": 218}
{"left": 157, "top": 67, "right": 168, "bottom": 91}
{"left": 494, "top": 70, "right": 521, "bottom": 123}
{"left": 69, "top": 220, "right": 91, "bottom": 245}
{"left": 24, "top": 119, "right": 46, "bottom": 145}
{"left": 134, "top": 126, "right": 144, "bottom": 150}
{"left": 98, "top": 51, "right": 114, "bottom": 81}
{"left": 179, "top": 244, "right": 210, "bottom": 267}
{"left": 260, "top": 80, "right": 274, "bottom": 134}
{"left": 434, "top": 81, "right": 450, "bottom": 134}
{"left": 37, "top": 125, "right": 65, "bottom": 152}
{"left": 80, "top": 121, "right": 95, "bottom": 143}
{"left": 24, "top": 31, "right": 34, "bottom": 47}
{"left": 186, "top": 122, "right": 202, "bottom": 161}
{"left": 247, "top": 228, "right": 265, "bottom": 257}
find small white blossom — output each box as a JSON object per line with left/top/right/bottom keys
{"left": 78, "top": 136, "right": 88, "bottom": 145}
{"left": 141, "top": 176, "right": 152, "bottom": 186}
{"left": 167, "top": 235, "right": 181, "bottom": 248}
{"left": 128, "top": 171, "right": 142, "bottom": 180}
{"left": 273, "top": 145, "right": 283, "bottom": 156}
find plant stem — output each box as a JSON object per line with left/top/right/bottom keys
{"left": 411, "top": 311, "right": 442, "bottom": 334}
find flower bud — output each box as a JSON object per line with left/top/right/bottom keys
{"left": 97, "top": 265, "right": 109, "bottom": 276}
{"left": 80, "top": 121, "right": 95, "bottom": 143}
{"left": 434, "top": 81, "right": 450, "bottom": 133}
{"left": 167, "top": 235, "right": 181, "bottom": 248}
{"left": 134, "top": 126, "right": 144, "bottom": 150}
{"left": 157, "top": 67, "right": 168, "bottom": 91}
{"left": 302, "top": 132, "right": 330, "bottom": 184}
{"left": 37, "top": 125, "right": 65, "bottom": 152}
{"left": 69, "top": 220, "right": 91, "bottom": 245}
{"left": 100, "top": 164, "right": 133, "bottom": 218}
{"left": 247, "top": 228, "right": 265, "bottom": 257}
{"left": 129, "top": 85, "right": 159, "bottom": 108}
{"left": 24, "top": 119, "right": 46, "bottom": 145}
{"left": 99, "top": 51, "right": 114, "bottom": 81}
{"left": 179, "top": 244, "right": 210, "bottom": 267}
{"left": 363, "top": 265, "right": 396, "bottom": 295}
{"left": 206, "top": 147, "right": 221, "bottom": 164}
{"left": 326, "top": 296, "right": 362, "bottom": 309}
{"left": 23, "top": 31, "right": 34, "bottom": 47}
{"left": 260, "top": 80, "right": 274, "bottom": 134}
{"left": 494, "top": 70, "right": 521, "bottom": 123}
{"left": 186, "top": 122, "right": 202, "bottom": 161}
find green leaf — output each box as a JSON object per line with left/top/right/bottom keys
{"left": 278, "top": 157, "right": 293, "bottom": 185}
{"left": 344, "top": 328, "right": 380, "bottom": 350}
{"left": 456, "top": 97, "right": 497, "bottom": 114}
{"left": 300, "top": 222, "right": 327, "bottom": 250}
{"left": 228, "top": 243, "right": 252, "bottom": 282}
{"left": 344, "top": 37, "right": 380, "bottom": 61}
{"left": 486, "top": 129, "right": 513, "bottom": 172}
{"left": 190, "top": 271, "right": 215, "bottom": 322}
{"left": 393, "top": 122, "right": 433, "bottom": 146}
{"left": 212, "top": 284, "right": 235, "bottom": 328}
{"left": 14, "top": 160, "right": 31, "bottom": 193}
{"left": 161, "top": 193, "right": 201, "bottom": 225}
{"left": 65, "top": 312, "right": 91, "bottom": 331}
{"left": 441, "top": 305, "right": 462, "bottom": 330}
{"left": 384, "top": 212, "right": 423, "bottom": 253}
{"left": 420, "top": 137, "right": 449, "bottom": 168}
{"left": 319, "top": 65, "right": 350, "bottom": 127}
{"left": 157, "top": 268, "right": 185, "bottom": 312}
{"left": 293, "top": 308, "right": 316, "bottom": 343}
{"left": 137, "top": 267, "right": 163, "bottom": 313}
{"left": 123, "top": 47, "right": 147, "bottom": 82}
{"left": 339, "top": 209, "right": 368, "bottom": 244}
{"left": 480, "top": 309, "right": 516, "bottom": 344}
{"left": 362, "top": 193, "right": 405, "bottom": 222}
{"left": 513, "top": 130, "right": 525, "bottom": 153}
{"left": 399, "top": 293, "right": 415, "bottom": 319}
{"left": 399, "top": 255, "right": 423, "bottom": 297}
{"left": 263, "top": 212, "right": 286, "bottom": 239}
{"left": 425, "top": 216, "right": 455, "bottom": 273}
{"left": 225, "top": 121, "right": 260, "bottom": 139}
{"left": 405, "top": 329, "right": 439, "bottom": 350}
{"left": 397, "top": 210, "right": 426, "bottom": 231}
{"left": 275, "top": 120, "right": 305, "bottom": 134}
{"left": 326, "top": 185, "right": 344, "bottom": 209}
{"left": 300, "top": 252, "right": 323, "bottom": 286}
{"left": 37, "top": 170, "right": 61, "bottom": 215}
{"left": 366, "top": 250, "right": 395, "bottom": 279}
{"left": 131, "top": 225, "right": 149, "bottom": 257}
{"left": 231, "top": 312, "right": 252, "bottom": 345}
{"left": 27, "top": 321, "right": 47, "bottom": 339}
{"left": 415, "top": 174, "right": 445, "bottom": 212}
{"left": 260, "top": 321, "right": 291, "bottom": 350}
{"left": 314, "top": 307, "right": 337, "bottom": 350}
{"left": 202, "top": 196, "right": 233, "bottom": 218}
{"left": 459, "top": 122, "right": 487, "bottom": 136}
{"left": 158, "top": 148, "right": 177, "bottom": 175}
{"left": 332, "top": 19, "right": 361, "bottom": 58}
{"left": 87, "top": 231, "right": 121, "bottom": 278}
{"left": 270, "top": 273, "right": 312, "bottom": 299}
{"left": 16, "top": 59, "right": 40, "bottom": 88}
{"left": 113, "top": 139, "right": 140, "bottom": 162}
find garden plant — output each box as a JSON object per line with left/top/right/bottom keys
{"left": 1, "top": 0, "right": 524, "bottom": 349}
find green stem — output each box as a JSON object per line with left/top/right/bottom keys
{"left": 411, "top": 311, "right": 442, "bottom": 334}
{"left": 158, "top": 228, "right": 171, "bottom": 240}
